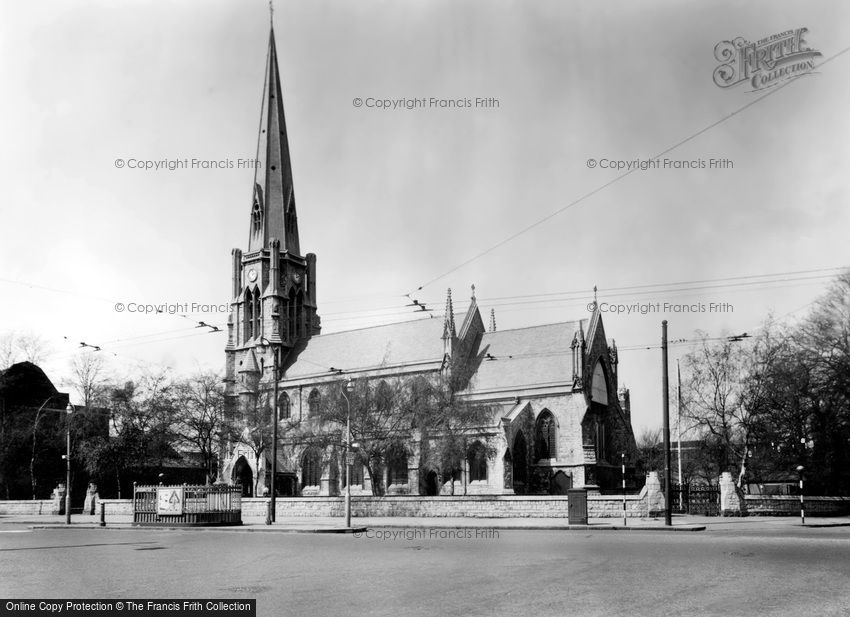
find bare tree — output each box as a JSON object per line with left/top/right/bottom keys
{"left": 415, "top": 374, "right": 496, "bottom": 496}
{"left": 310, "top": 377, "right": 418, "bottom": 496}
{"left": 0, "top": 334, "right": 15, "bottom": 370}
{"left": 79, "top": 366, "right": 178, "bottom": 497}
{"left": 172, "top": 371, "right": 225, "bottom": 484}
{"left": 635, "top": 426, "right": 662, "bottom": 477}
{"left": 0, "top": 331, "right": 51, "bottom": 369}
{"left": 68, "top": 351, "right": 110, "bottom": 408}
{"left": 681, "top": 330, "right": 783, "bottom": 489}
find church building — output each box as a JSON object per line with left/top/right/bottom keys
{"left": 222, "top": 26, "right": 637, "bottom": 498}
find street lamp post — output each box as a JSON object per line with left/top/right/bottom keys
{"left": 796, "top": 465, "right": 805, "bottom": 525}
{"left": 661, "top": 320, "right": 672, "bottom": 526}
{"left": 260, "top": 337, "right": 280, "bottom": 524}
{"left": 341, "top": 379, "right": 354, "bottom": 528}
{"left": 64, "top": 403, "right": 74, "bottom": 525}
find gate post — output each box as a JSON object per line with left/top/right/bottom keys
{"left": 644, "top": 472, "right": 665, "bottom": 517}
{"left": 719, "top": 472, "right": 747, "bottom": 517}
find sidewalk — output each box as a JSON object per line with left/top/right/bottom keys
{"left": 3, "top": 512, "right": 849, "bottom": 533}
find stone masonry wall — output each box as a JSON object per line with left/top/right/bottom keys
{"left": 0, "top": 500, "right": 56, "bottom": 515}
{"left": 239, "top": 495, "right": 649, "bottom": 519}
{"left": 745, "top": 495, "right": 850, "bottom": 516}
{"left": 4, "top": 495, "right": 848, "bottom": 518}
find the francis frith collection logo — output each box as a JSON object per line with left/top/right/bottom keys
{"left": 713, "top": 28, "right": 821, "bottom": 91}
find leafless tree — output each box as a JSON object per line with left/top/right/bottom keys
{"left": 68, "top": 351, "right": 110, "bottom": 409}
{"left": 0, "top": 331, "right": 51, "bottom": 369}
{"left": 172, "top": 371, "right": 226, "bottom": 484}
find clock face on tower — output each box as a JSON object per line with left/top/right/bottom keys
{"left": 248, "top": 268, "right": 258, "bottom": 282}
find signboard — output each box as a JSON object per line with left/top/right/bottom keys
{"left": 157, "top": 487, "right": 184, "bottom": 516}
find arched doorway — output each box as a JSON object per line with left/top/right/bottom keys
{"left": 424, "top": 470, "right": 439, "bottom": 496}
{"left": 512, "top": 432, "right": 528, "bottom": 495}
{"left": 232, "top": 456, "right": 253, "bottom": 497}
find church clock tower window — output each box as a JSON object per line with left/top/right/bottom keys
{"left": 251, "top": 192, "right": 263, "bottom": 234}
{"left": 244, "top": 288, "right": 255, "bottom": 340}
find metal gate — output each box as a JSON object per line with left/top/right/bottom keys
{"left": 672, "top": 482, "right": 720, "bottom": 516}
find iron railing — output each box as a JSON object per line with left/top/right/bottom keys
{"left": 133, "top": 483, "right": 243, "bottom": 526}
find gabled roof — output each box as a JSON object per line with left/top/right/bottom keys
{"left": 283, "top": 317, "right": 445, "bottom": 379}
{"left": 463, "top": 320, "right": 586, "bottom": 394}
{"left": 0, "top": 361, "right": 68, "bottom": 408}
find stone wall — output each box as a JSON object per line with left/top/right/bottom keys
{"left": 239, "top": 494, "right": 650, "bottom": 519}
{"left": 5, "top": 493, "right": 848, "bottom": 519}
{"left": 98, "top": 499, "right": 134, "bottom": 516}
{"left": 744, "top": 495, "right": 850, "bottom": 517}
{"left": 0, "top": 500, "right": 56, "bottom": 515}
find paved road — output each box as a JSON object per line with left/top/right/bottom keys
{"left": 2, "top": 526, "right": 849, "bottom": 617}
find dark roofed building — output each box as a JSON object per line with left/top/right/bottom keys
{"left": 222, "top": 25, "right": 637, "bottom": 498}
{"left": 0, "top": 362, "right": 70, "bottom": 499}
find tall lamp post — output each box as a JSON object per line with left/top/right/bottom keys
{"left": 661, "top": 320, "right": 672, "bottom": 526}
{"left": 64, "top": 403, "right": 74, "bottom": 525}
{"left": 341, "top": 378, "right": 354, "bottom": 528}
{"left": 260, "top": 337, "right": 280, "bottom": 524}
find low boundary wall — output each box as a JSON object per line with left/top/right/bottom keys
{"left": 0, "top": 500, "right": 56, "bottom": 515}
{"left": 3, "top": 494, "right": 848, "bottom": 518}
{"left": 240, "top": 495, "right": 651, "bottom": 519}
{"left": 745, "top": 495, "right": 850, "bottom": 517}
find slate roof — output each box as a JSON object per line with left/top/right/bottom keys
{"left": 281, "top": 312, "right": 588, "bottom": 394}
{"left": 464, "top": 320, "right": 585, "bottom": 393}
{"left": 283, "top": 317, "right": 446, "bottom": 379}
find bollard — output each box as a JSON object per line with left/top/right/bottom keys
{"left": 621, "top": 453, "right": 627, "bottom": 527}
{"left": 265, "top": 497, "right": 272, "bottom": 525}
{"left": 99, "top": 502, "right": 106, "bottom": 527}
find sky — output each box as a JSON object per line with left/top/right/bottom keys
{"left": 1, "top": 0, "right": 848, "bottom": 435}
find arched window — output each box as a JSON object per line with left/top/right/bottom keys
{"left": 252, "top": 287, "right": 261, "bottom": 340}
{"left": 301, "top": 448, "right": 321, "bottom": 488}
{"left": 278, "top": 393, "right": 290, "bottom": 420}
{"left": 375, "top": 380, "right": 392, "bottom": 413}
{"left": 467, "top": 441, "right": 488, "bottom": 482}
{"left": 251, "top": 194, "right": 262, "bottom": 234}
{"left": 591, "top": 361, "right": 609, "bottom": 405}
{"left": 386, "top": 444, "right": 408, "bottom": 486}
{"left": 535, "top": 410, "right": 557, "bottom": 460}
{"left": 244, "top": 288, "right": 254, "bottom": 340}
{"left": 307, "top": 389, "right": 321, "bottom": 416}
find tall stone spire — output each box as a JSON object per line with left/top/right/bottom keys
{"left": 442, "top": 288, "right": 456, "bottom": 340}
{"left": 248, "top": 27, "right": 300, "bottom": 255}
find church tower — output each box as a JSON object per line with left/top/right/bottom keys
{"left": 225, "top": 26, "right": 320, "bottom": 421}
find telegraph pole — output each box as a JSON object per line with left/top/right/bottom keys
{"left": 662, "top": 321, "right": 672, "bottom": 526}
{"left": 677, "top": 359, "right": 683, "bottom": 486}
